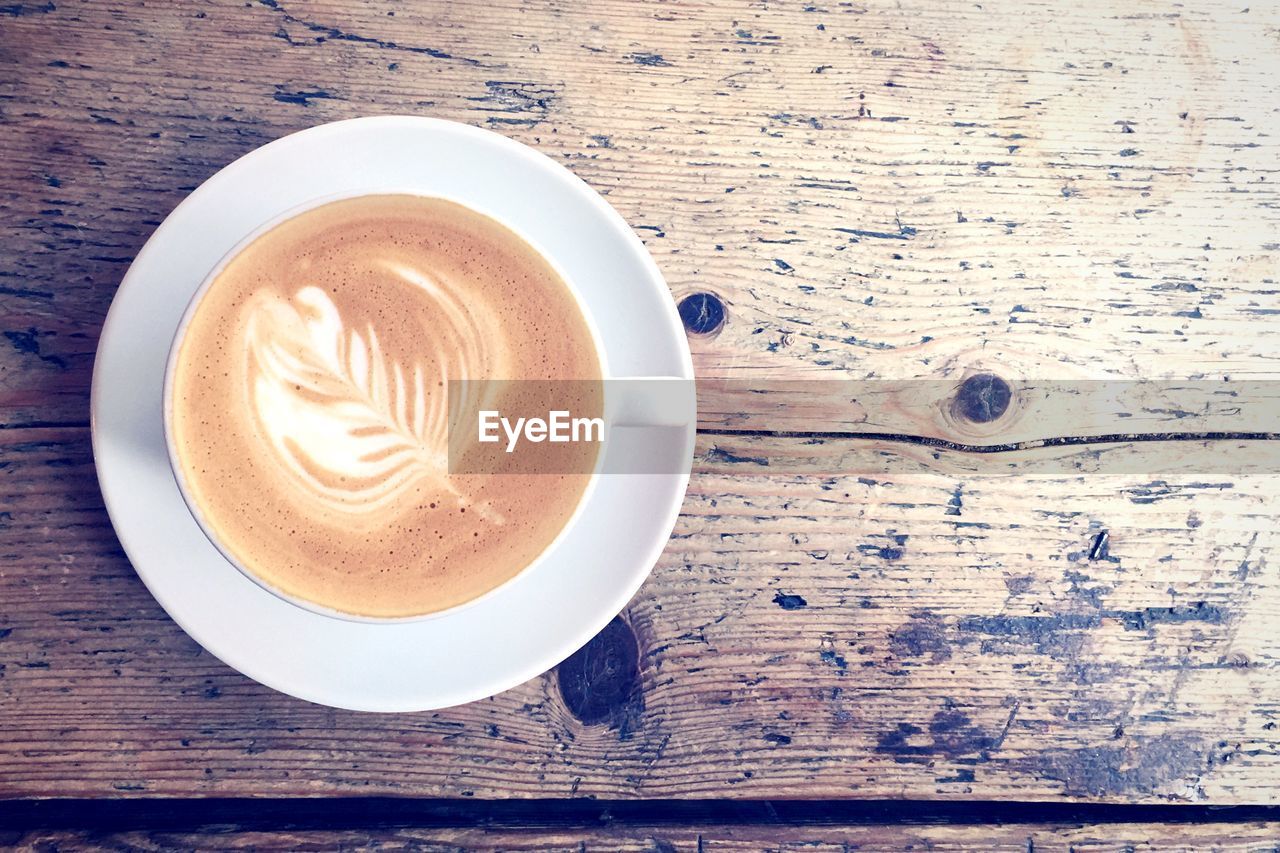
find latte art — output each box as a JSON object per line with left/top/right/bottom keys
{"left": 246, "top": 277, "right": 502, "bottom": 521}
{"left": 169, "top": 195, "right": 601, "bottom": 618}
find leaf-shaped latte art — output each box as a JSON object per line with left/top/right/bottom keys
{"left": 245, "top": 269, "right": 506, "bottom": 518}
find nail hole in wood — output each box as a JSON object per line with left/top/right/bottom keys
{"left": 1088, "top": 530, "right": 1110, "bottom": 561}
{"left": 678, "top": 292, "right": 725, "bottom": 335}
{"left": 952, "top": 373, "right": 1012, "bottom": 423}
{"left": 556, "top": 616, "right": 641, "bottom": 726}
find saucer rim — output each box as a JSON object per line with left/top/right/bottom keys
{"left": 89, "top": 115, "right": 694, "bottom": 712}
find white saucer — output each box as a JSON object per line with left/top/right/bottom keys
{"left": 90, "top": 117, "right": 694, "bottom": 712}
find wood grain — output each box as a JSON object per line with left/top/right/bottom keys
{"left": 3, "top": 428, "right": 1279, "bottom": 801}
{"left": 2, "top": 0, "right": 1280, "bottom": 804}
{"left": 7, "top": 821, "right": 1280, "bottom": 852}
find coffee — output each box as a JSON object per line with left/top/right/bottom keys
{"left": 168, "top": 195, "right": 602, "bottom": 618}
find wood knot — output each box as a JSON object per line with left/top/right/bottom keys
{"left": 952, "top": 373, "right": 1012, "bottom": 424}
{"left": 678, "top": 292, "right": 725, "bottom": 335}
{"left": 556, "top": 616, "right": 641, "bottom": 726}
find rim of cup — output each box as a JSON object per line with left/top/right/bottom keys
{"left": 161, "top": 189, "right": 613, "bottom": 625}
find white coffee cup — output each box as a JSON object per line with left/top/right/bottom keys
{"left": 162, "top": 192, "right": 693, "bottom": 623}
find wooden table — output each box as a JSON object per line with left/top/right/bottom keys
{"left": 4, "top": 0, "right": 1280, "bottom": 847}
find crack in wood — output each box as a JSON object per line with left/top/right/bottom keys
{"left": 697, "top": 427, "right": 1280, "bottom": 452}
{"left": 256, "top": 0, "right": 486, "bottom": 66}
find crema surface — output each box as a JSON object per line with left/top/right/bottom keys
{"left": 169, "top": 195, "right": 601, "bottom": 618}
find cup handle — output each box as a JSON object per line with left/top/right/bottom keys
{"left": 605, "top": 376, "right": 697, "bottom": 428}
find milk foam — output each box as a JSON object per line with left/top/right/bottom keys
{"left": 169, "top": 195, "right": 600, "bottom": 617}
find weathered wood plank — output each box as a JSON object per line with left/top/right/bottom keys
{"left": 5, "top": 821, "right": 1280, "bottom": 851}
{"left": 2, "top": 0, "right": 1279, "bottom": 423}
{"left": 2, "top": 0, "right": 1280, "bottom": 805}
{"left": 2, "top": 428, "right": 1278, "bottom": 801}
